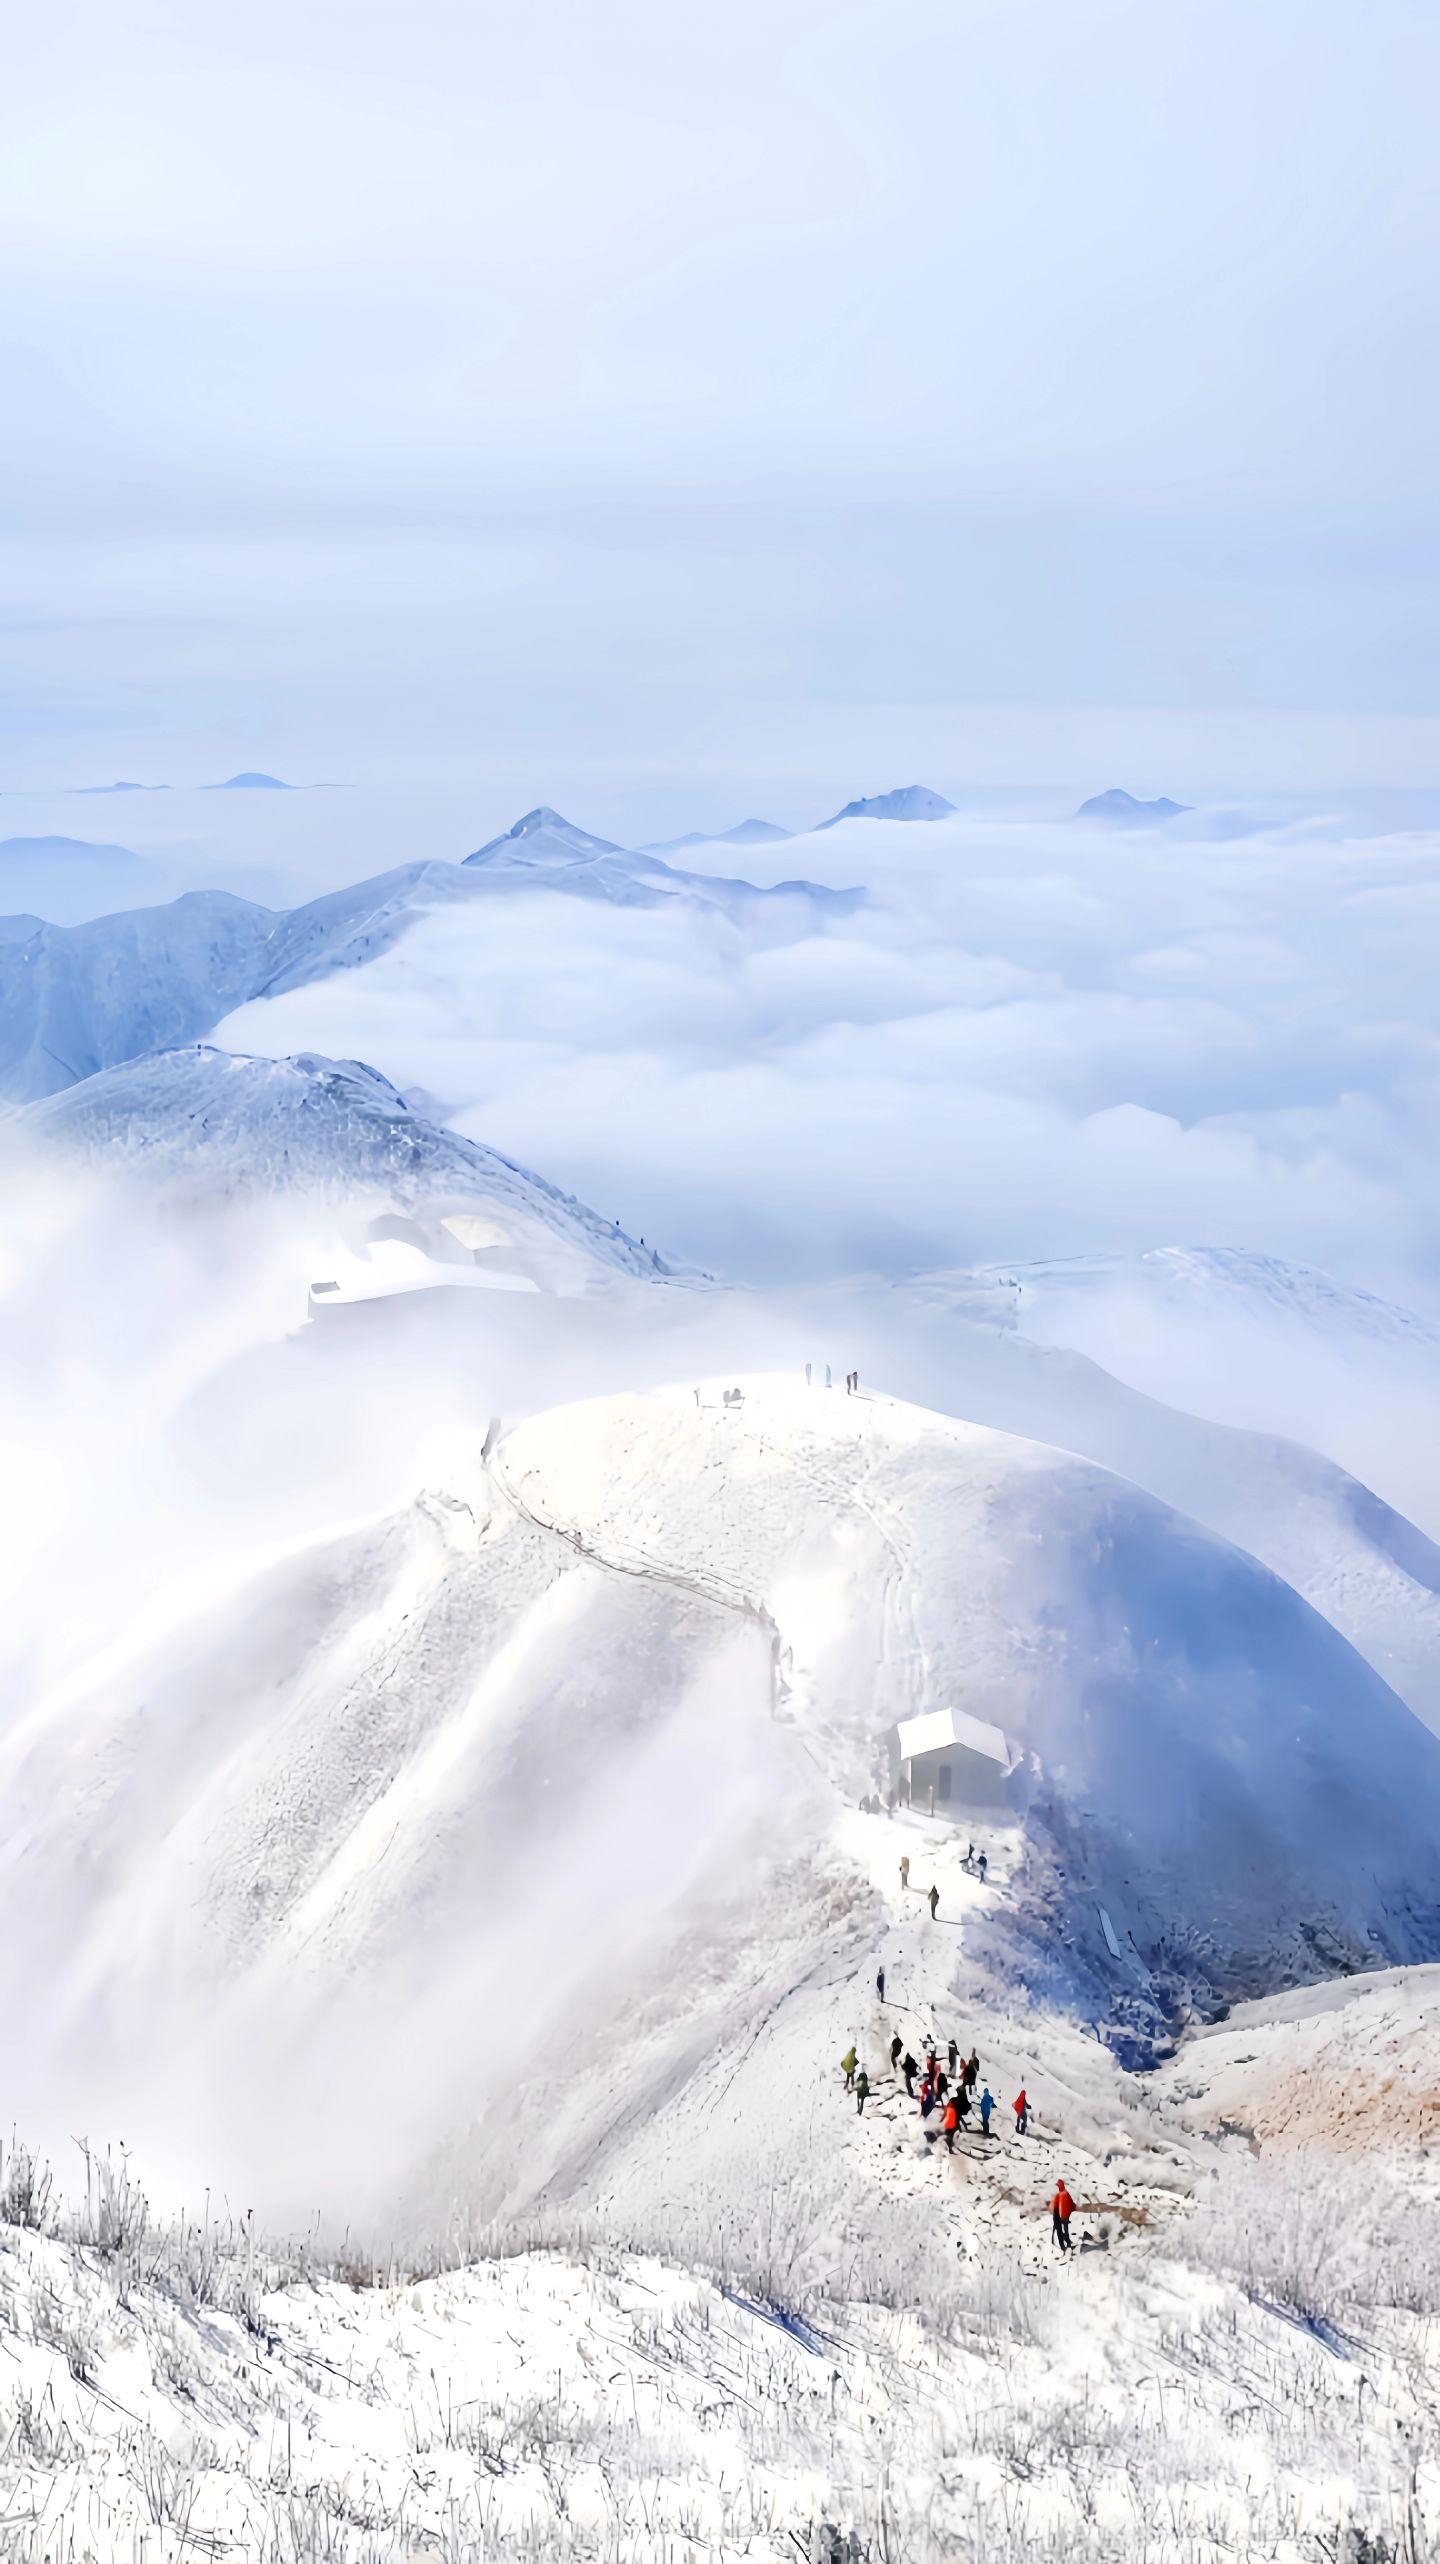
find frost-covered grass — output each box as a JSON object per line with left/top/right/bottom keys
{"left": 1, "top": 2130, "right": 1439, "bottom": 2563}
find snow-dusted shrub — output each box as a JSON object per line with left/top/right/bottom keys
{"left": 1183, "top": 2153, "right": 1440, "bottom": 2324}
{"left": 0, "top": 2136, "right": 56, "bottom": 2234}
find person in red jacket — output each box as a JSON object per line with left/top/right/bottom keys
{"left": 941, "top": 2097, "right": 960, "bottom": 2154}
{"left": 1013, "top": 2087, "right": 1029, "bottom": 2135}
{"left": 1050, "top": 2179, "right": 1075, "bottom": 2251}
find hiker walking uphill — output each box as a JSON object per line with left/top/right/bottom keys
{"left": 979, "top": 2085, "right": 995, "bottom": 2136}
{"left": 876, "top": 1965, "right": 886, "bottom": 2003}
{"left": 940, "top": 2096, "right": 959, "bottom": 2154}
{"left": 889, "top": 2033, "right": 903, "bottom": 2071}
{"left": 840, "top": 2045, "right": 857, "bottom": 2090}
{"left": 901, "top": 2051, "right": 918, "bottom": 2096}
{"left": 855, "top": 2066, "right": 870, "bottom": 2115}
{"left": 1050, "top": 2179, "right": 1075, "bottom": 2251}
{"left": 928, "top": 1884, "right": 940, "bottom": 1921}
{"left": 1013, "top": 2087, "right": 1030, "bottom": 2135}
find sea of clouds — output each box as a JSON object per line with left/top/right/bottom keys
{"left": 209, "top": 806, "right": 1440, "bottom": 1306}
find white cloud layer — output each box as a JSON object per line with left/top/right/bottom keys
{"left": 218, "top": 810, "right": 1440, "bottom": 1300}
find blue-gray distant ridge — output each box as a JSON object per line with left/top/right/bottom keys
{"left": 1077, "top": 788, "right": 1190, "bottom": 826}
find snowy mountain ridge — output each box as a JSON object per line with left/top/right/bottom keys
{"left": 0, "top": 810, "right": 861, "bottom": 1103}
{"left": 18, "top": 1044, "right": 674, "bottom": 1291}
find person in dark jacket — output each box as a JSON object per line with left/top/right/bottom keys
{"left": 889, "top": 2033, "right": 903, "bottom": 2071}
{"left": 876, "top": 1965, "right": 886, "bottom": 2003}
{"left": 928, "top": 1884, "right": 940, "bottom": 1920}
{"left": 965, "top": 2050, "right": 979, "bottom": 2091}
{"left": 901, "top": 2052, "right": 918, "bottom": 2096}
{"left": 855, "top": 2067, "right": 870, "bottom": 2114}
{"left": 947, "top": 2038, "right": 959, "bottom": 2075}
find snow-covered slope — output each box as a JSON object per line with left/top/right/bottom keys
{"left": 18, "top": 1045, "right": 671, "bottom": 1290}
{"left": 0, "top": 815, "right": 861, "bottom": 1101}
{"left": 1153, "top": 1962, "right": 1440, "bottom": 2163}
{"left": 818, "top": 783, "right": 955, "bottom": 825}
{"left": 965, "top": 1247, "right": 1440, "bottom": 1536}
{"left": 858, "top": 1277, "right": 1440, "bottom": 1734}
{"left": 12, "top": 1370, "right": 1440, "bottom": 2220}
{"left": 499, "top": 1381, "right": 1440, "bottom": 2035}
{"left": 0, "top": 891, "right": 279, "bottom": 1099}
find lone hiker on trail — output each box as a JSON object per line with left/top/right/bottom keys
{"left": 928, "top": 1884, "right": 940, "bottom": 1921}
{"left": 876, "top": 1965, "right": 886, "bottom": 2003}
{"left": 900, "top": 1855, "right": 911, "bottom": 1889}
{"left": 979, "top": 2085, "right": 995, "bottom": 2136}
{"left": 1050, "top": 2179, "right": 1075, "bottom": 2252}
{"left": 1013, "top": 2087, "right": 1030, "bottom": 2135}
{"left": 855, "top": 2066, "right": 870, "bottom": 2115}
{"left": 840, "top": 2045, "right": 857, "bottom": 2090}
{"left": 977, "top": 1851, "right": 988, "bottom": 1884}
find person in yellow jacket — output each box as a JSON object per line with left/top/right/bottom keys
{"left": 840, "top": 2045, "right": 857, "bottom": 2090}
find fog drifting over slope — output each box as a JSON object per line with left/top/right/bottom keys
{"left": 217, "top": 807, "right": 1440, "bottom": 1303}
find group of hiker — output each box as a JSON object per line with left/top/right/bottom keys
{"left": 897, "top": 1850, "right": 987, "bottom": 1913}
{"left": 837, "top": 2034, "right": 1077, "bottom": 2248}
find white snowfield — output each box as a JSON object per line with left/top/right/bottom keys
{"left": 962, "top": 1244, "right": 1440, "bottom": 1537}
{"left": 10, "top": 1367, "right": 1440, "bottom": 2239}
{"left": 5, "top": 1364, "right": 1440, "bottom": 2552}
{"left": 17, "top": 1045, "right": 675, "bottom": 1291}
{"left": 500, "top": 1378, "right": 1440, "bottom": 2027}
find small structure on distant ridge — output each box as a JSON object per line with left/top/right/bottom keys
{"left": 891, "top": 1706, "right": 1021, "bottom": 1814}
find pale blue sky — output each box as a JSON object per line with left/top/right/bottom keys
{"left": 1, "top": 0, "right": 1435, "bottom": 816}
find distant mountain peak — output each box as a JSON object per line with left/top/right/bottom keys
{"left": 464, "top": 807, "right": 624, "bottom": 868}
{"left": 640, "top": 817, "right": 790, "bottom": 856}
{"left": 1077, "top": 788, "right": 1190, "bottom": 826}
{"left": 74, "top": 780, "right": 170, "bottom": 795}
{"left": 819, "top": 785, "right": 955, "bottom": 828}
{"left": 213, "top": 772, "right": 293, "bottom": 791}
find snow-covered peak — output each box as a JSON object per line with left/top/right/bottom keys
{"left": 1076, "top": 787, "right": 1190, "bottom": 825}
{"left": 819, "top": 784, "right": 956, "bottom": 827}
{"left": 20, "top": 1044, "right": 674, "bottom": 1292}
{"left": 463, "top": 805, "right": 627, "bottom": 871}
